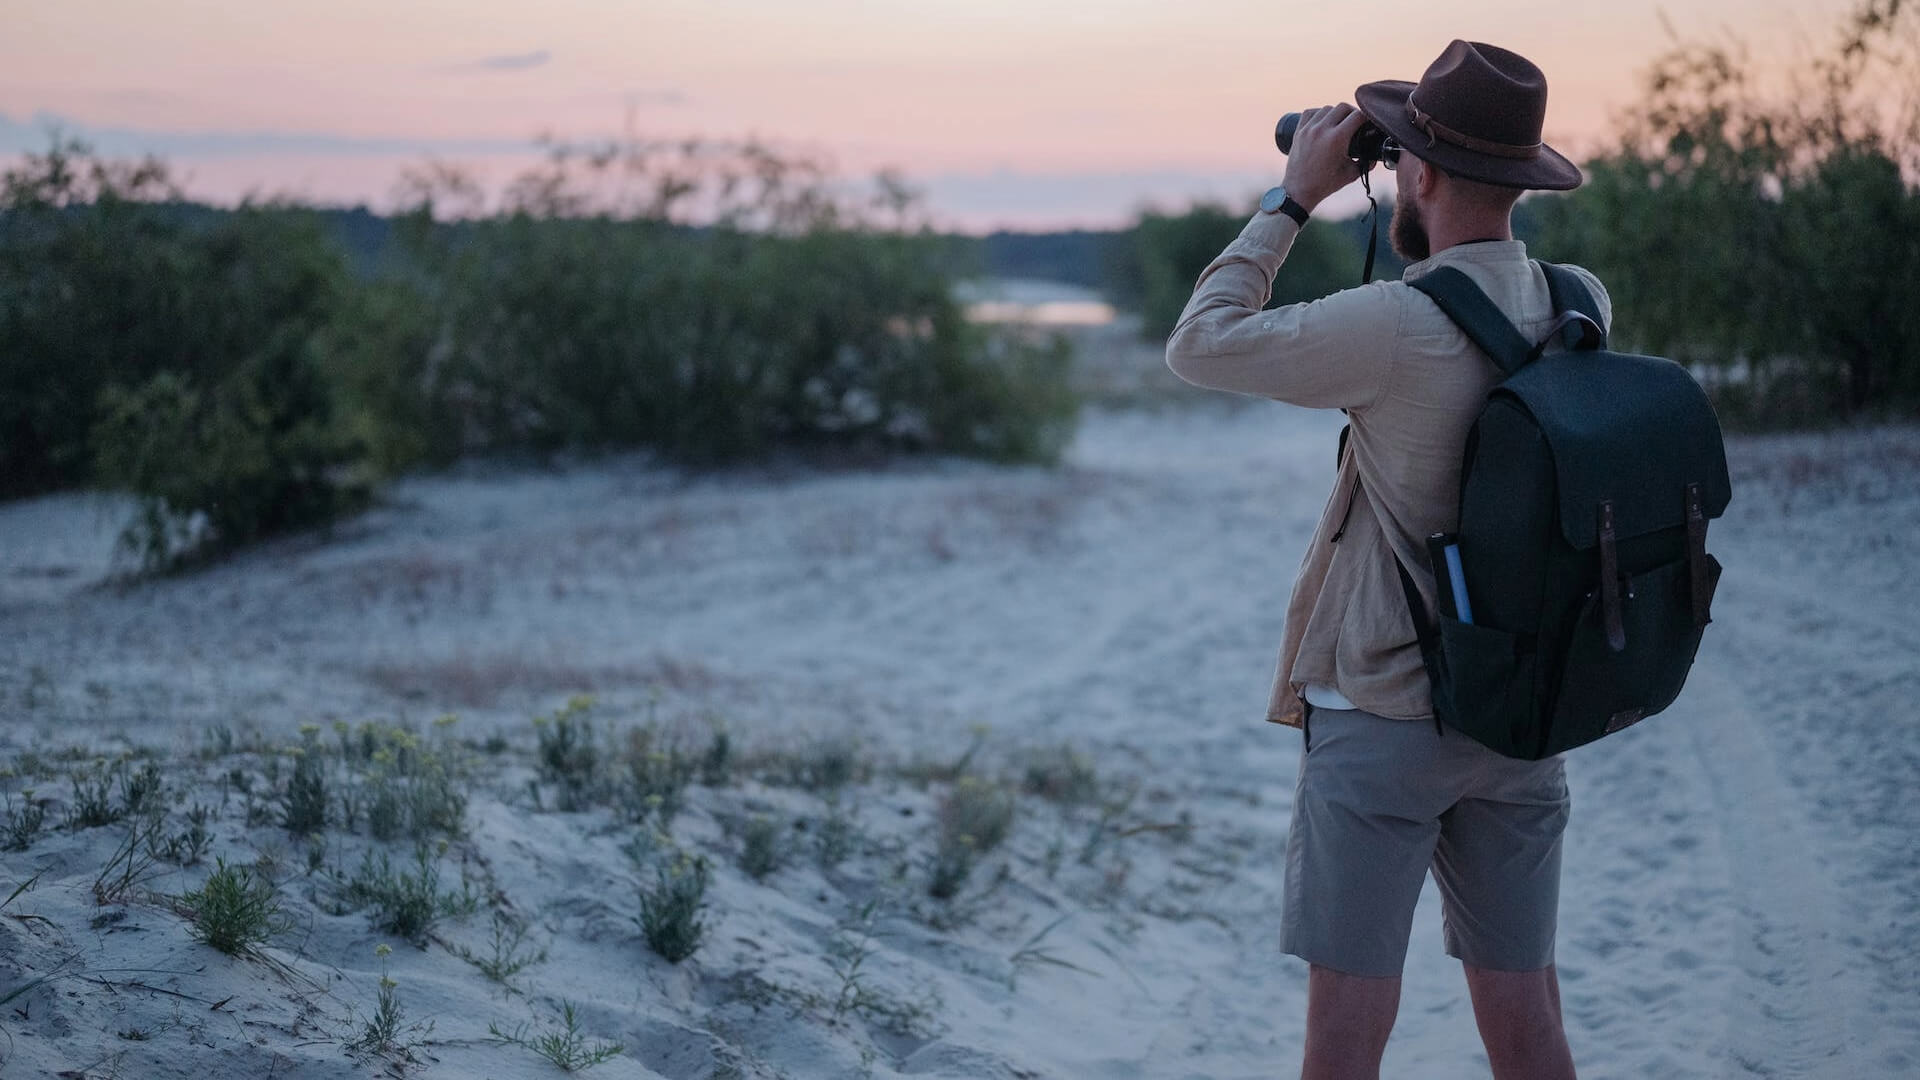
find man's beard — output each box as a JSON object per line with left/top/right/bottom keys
{"left": 1390, "top": 194, "right": 1430, "bottom": 262}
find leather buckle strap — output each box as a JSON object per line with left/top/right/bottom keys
{"left": 1405, "top": 95, "right": 1543, "bottom": 160}
{"left": 1685, "top": 482, "right": 1712, "bottom": 627}
{"left": 1597, "top": 500, "right": 1626, "bottom": 653}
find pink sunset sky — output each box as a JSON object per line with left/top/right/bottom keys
{"left": 1, "top": 0, "right": 1871, "bottom": 230}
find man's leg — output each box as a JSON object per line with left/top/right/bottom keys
{"left": 1461, "top": 961, "right": 1577, "bottom": 1080}
{"left": 1301, "top": 963, "right": 1402, "bottom": 1080}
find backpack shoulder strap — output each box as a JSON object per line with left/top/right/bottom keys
{"left": 1537, "top": 262, "right": 1607, "bottom": 341}
{"left": 1405, "top": 266, "right": 1533, "bottom": 376}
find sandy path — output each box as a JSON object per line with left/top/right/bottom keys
{"left": 1, "top": 403, "right": 1915, "bottom": 1078}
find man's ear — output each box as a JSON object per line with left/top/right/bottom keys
{"left": 1415, "top": 156, "right": 1443, "bottom": 201}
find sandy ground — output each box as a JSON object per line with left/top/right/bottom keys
{"left": 1, "top": 335, "right": 1917, "bottom": 1078}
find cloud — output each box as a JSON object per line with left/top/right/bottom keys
{"left": 0, "top": 111, "right": 538, "bottom": 158}
{"left": 464, "top": 50, "right": 551, "bottom": 72}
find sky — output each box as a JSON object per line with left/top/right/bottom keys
{"left": 0, "top": 0, "right": 1875, "bottom": 230}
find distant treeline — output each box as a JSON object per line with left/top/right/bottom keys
{"left": 0, "top": 140, "right": 1077, "bottom": 570}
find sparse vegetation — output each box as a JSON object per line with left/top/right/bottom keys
{"left": 3, "top": 791, "right": 47, "bottom": 851}
{"left": 739, "top": 815, "right": 782, "bottom": 880}
{"left": 282, "top": 737, "right": 327, "bottom": 836}
{"left": 816, "top": 797, "right": 858, "bottom": 868}
{"left": 65, "top": 762, "right": 124, "bottom": 829}
{"left": 454, "top": 911, "right": 550, "bottom": 989}
{"left": 636, "top": 853, "right": 712, "bottom": 963}
{"left": 699, "top": 726, "right": 733, "bottom": 786}
{"left": 929, "top": 776, "right": 1016, "bottom": 899}
{"left": 487, "top": 999, "right": 625, "bottom": 1072}
{"left": 341, "top": 844, "right": 480, "bottom": 943}
{"left": 535, "top": 696, "right": 602, "bottom": 811}
{"left": 619, "top": 723, "right": 696, "bottom": 826}
{"left": 92, "top": 813, "right": 166, "bottom": 905}
{"left": 348, "top": 943, "right": 430, "bottom": 1058}
{"left": 1021, "top": 744, "right": 1099, "bottom": 806}
{"left": 152, "top": 802, "right": 214, "bottom": 866}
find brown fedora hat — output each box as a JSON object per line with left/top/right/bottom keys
{"left": 1355, "top": 40, "right": 1582, "bottom": 190}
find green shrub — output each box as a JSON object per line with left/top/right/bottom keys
{"left": 5, "top": 135, "right": 1081, "bottom": 572}
{"left": 1, "top": 138, "right": 372, "bottom": 566}
{"left": 369, "top": 214, "right": 1077, "bottom": 466}
{"left": 1525, "top": 1, "right": 1920, "bottom": 425}
{"left": 179, "top": 857, "right": 293, "bottom": 955}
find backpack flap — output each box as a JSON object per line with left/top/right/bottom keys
{"left": 1496, "top": 351, "right": 1732, "bottom": 551}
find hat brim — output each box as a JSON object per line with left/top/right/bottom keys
{"left": 1355, "top": 79, "right": 1583, "bottom": 191}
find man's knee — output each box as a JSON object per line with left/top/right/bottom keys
{"left": 1461, "top": 961, "right": 1566, "bottom": 1029}
{"left": 1307, "top": 963, "right": 1403, "bottom": 1027}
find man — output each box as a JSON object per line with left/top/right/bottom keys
{"left": 1164, "top": 41, "right": 1606, "bottom": 1080}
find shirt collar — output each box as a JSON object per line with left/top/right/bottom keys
{"left": 1400, "top": 238, "right": 1529, "bottom": 282}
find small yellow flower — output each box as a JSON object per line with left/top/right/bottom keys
{"left": 375, "top": 943, "right": 392, "bottom": 957}
{"left": 433, "top": 713, "right": 458, "bottom": 728}
{"left": 298, "top": 723, "right": 321, "bottom": 737}
{"left": 379, "top": 975, "right": 397, "bottom": 989}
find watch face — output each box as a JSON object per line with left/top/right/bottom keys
{"left": 1260, "top": 186, "right": 1289, "bottom": 213}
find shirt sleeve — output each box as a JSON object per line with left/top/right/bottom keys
{"left": 1163, "top": 211, "right": 1401, "bottom": 412}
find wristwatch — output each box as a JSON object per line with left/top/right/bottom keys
{"left": 1259, "top": 185, "right": 1310, "bottom": 226}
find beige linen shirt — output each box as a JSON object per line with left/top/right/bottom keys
{"left": 1164, "top": 211, "right": 1611, "bottom": 729}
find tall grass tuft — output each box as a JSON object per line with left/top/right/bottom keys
{"left": 929, "top": 777, "right": 1016, "bottom": 899}
{"left": 535, "top": 696, "right": 601, "bottom": 812}
{"left": 342, "top": 845, "right": 479, "bottom": 943}
{"left": 636, "top": 854, "right": 711, "bottom": 964}
{"left": 738, "top": 816, "right": 781, "bottom": 880}
{"left": 283, "top": 739, "right": 327, "bottom": 836}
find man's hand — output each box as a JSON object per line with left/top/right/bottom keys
{"left": 1280, "top": 103, "right": 1371, "bottom": 213}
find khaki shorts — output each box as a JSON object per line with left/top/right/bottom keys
{"left": 1279, "top": 704, "right": 1571, "bottom": 978}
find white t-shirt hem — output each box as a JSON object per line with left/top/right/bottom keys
{"left": 1303, "top": 682, "right": 1358, "bottom": 711}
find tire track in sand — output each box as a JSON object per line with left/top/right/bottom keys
{"left": 1682, "top": 657, "right": 1881, "bottom": 1077}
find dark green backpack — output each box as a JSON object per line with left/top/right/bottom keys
{"left": 1389, "top": 261, "right": 1731, "bottom": 759}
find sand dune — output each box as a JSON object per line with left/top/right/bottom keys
{"left": 1, "top": 401, "right": 1915, "bottom": 1078}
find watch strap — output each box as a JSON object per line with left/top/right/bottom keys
{"left": 1277, "top": 194, "right": 1310, "bottom": 227}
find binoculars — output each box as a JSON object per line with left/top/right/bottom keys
{"left": 1274, "top": 112, "right": 1391, "bottom": 168}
